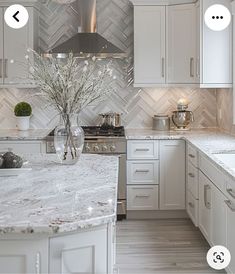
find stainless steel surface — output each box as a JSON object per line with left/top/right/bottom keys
{"left": 0, "top": 59, "right": 2, "bottom": 78}
{"left": 161, "top": 57, "right": 165, "bottom": 78}
{"left": 152, "top": 115, "right": 170, "bottom": 131}
{"left": 99, "top": 112, "right": 122, "bottom": 128}
{"left": 172, "top": 110, "right": 194, "bottom": 130}
{"left": 45, "top": 0, "right": 126, "bottom": 59}
{"left": 4, "top": 59, "right": 7, "bottom": 78}
{"left": 190, "top": 57, "right": 194, "bottom": 78}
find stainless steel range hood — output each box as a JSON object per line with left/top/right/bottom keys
{"left": 45, "top": 0, "right": 126, "bottom": 58}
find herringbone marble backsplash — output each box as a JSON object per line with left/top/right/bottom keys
{"left": 0, "top": 0, "right": 218, "bottom": 129}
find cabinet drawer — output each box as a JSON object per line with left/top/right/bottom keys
{"left": 187, "top": 144, "right": 198, "bottom": 167}
{"left": 186, "top": 190, "right": 198, "bottom": 227}
{"left": 187, "top": 162, "right": 199, "bottom": 199}
{"left": 127, "top": 185, "right": 159, "bottom": 210}
{"left": 127, "top": 141, "right": 159, "bottom": 160}
{"left": 0, "top": 142, "right": 43, "bottom": 154}
{"left": 127, "top": 161, "right": 159, "bottom": 185}
{"left": 199, "top": 154, "right": 225, "bottom": 193}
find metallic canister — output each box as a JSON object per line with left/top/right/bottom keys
{"left": 152, "top": 115, "right": 170, "bottom": 131}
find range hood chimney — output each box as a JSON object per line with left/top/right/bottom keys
{"left": 46, "top": 0, "right": 126, "bottom": 58}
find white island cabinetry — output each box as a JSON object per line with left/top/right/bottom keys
{"left": 0, "top": 154, "right": 118, "bottom": 274}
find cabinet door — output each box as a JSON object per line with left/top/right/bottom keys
{"left": 49, "top": 227, "right": 108, "bottom": 274}
{"left": 225, "top": 199, "right": 235, "bottom": 274}
{"left": 134, "top": 6, "right": 166, "bottom": 86}
{"left": 167, "top": 4, "right": 196, "bottom": 84}
{"left": 198, "top": 171, "right": 211, "bottom": 242}
{"left": 0, "top": 141, "right": 44, "bottom": 154}
{"left": 0, "top": 8, "right": 3, "bottom": 84}
{"left": 201, "top": 0, "right": 232, "bottom": 86}
{"left": 211, "top": 184, "right": 226, "bottom": 246}
{"left": 0, "top": 239, "right": 48, "bottom": 274}
{"left": 160, "top": 140, "right": 186, "bottom": 210}
{"left": 3, "top": 7, "right": 34, "bottom": 85}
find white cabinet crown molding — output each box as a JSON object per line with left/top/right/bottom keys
{"left": 130, "top": 0, "right": 196, "bottom": 6}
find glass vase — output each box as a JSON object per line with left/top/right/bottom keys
{"left": 54, "top": 113, "right": 84, "bottom": 165}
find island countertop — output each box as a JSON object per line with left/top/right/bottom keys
{"left": 0, "top": 154, "right": 119, "bottom": 235}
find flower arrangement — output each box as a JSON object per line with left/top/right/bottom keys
{"left": 29, "top": 50, "right": 116, "bottom": 163}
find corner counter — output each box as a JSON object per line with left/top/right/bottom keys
{"left": 0, "top": 154, "right": 119, "bottom": 273}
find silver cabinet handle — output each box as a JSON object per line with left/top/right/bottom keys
{"left": 227, "top": 188, "right": 235, "bottom": 199}
{"left": 190, "top": 57, "right": 194, "bottom": 78}
{"left": 204, "top": 185, "right": 211, "bottom": 209}
{"left": 189, "top": 154, "right": 195, "bottom": 159}
{"left": 135, "top": 148, "right": 149, "bottom": 152}
{"left": 4, "top": 59, "right": 8, "bottom": 78}
{"left": 196, "top": 57, "right": 200, "bottom": 78}
{"left": 161, "top": 57, "right": 165, "bottom": 78}
{"left": 0, "top": 59, "right": 2, "bottom": 78}
{"left": 188, "top": 202, "right": 194, "bottom": 208}
{"left": 188, "top": 173, "right": 195, "bottom": 178}
{"left": 225, "top": 200, "right": 235, "bottom": 212}
{"left": 135, "top": 169, "right": 149, "bottom": 173}
{"left": 35, "top": 252, "right": 40, "bottom": 274}
{"left": 135, "top": 195, "right": 150, "bottom": 198}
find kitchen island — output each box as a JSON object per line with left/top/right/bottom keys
{"left": 0, "top": 154, "right": 119, "bottom": 274}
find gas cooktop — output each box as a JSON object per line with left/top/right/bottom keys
{"left": 47, "top": 126, "right": 125, "bottom": 138}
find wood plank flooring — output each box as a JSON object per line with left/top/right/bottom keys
{"left": 115, "top": 219, "right": 225, "bottom": 274}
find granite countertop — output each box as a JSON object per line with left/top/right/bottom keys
{"left": 0, "top": 129, "right": 51, "bottom": 140}
{"left": 126, "top": 128, "right": 235, "bottom": 183}
{"left": 0, "top": 154, "right": 119, "bottom": 235}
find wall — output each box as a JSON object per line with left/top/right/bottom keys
{"left": 0, "top": 0, "right": 218, "bottom": 129}
{"left": 217, "top": 88, "right": 235, "bottom": 134}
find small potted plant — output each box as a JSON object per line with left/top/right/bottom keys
{"left": 14, "top": 102, "right": 32, "bottom": 131}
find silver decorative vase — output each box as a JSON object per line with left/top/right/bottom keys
{"left": 54, "top": 114, "right": 84, "bottom": 165}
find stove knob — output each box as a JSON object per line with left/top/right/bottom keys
{"left": 94, "top": 145, "right": 100, "bottom": 152}
{"left": 110, "top": 145, "right": 116, "bottom": 152}
{"left": 85, "top": 144, "right": 91, "bottom": 152}
{"left": 102, "top": 145, "right": 108, "bottom": 152}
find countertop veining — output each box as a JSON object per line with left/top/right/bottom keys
{"left": 0, "top": 154, "right": 119, "bottom": 235}
{"left": 0, "top": 129, "right": 51, "bottom": 141}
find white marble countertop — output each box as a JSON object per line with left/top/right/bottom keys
{"left": 0, "top": 129, "right": 51, "bottom": 140}
{"left": 126, "top": 128, "right": 235, "bottom": 183}
{"left": 0, "top": 154, "right": 119, "bottom": 235}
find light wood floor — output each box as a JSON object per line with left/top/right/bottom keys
{"left": 116, "top": 219, "right": 225, "bottom": 274}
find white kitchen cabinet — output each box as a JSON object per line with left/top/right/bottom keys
{"left": 186, "top": 190, "right": 199, "bottom": 226}
{"left": 198, "top": 171, "right": 211, "bottom": 242}
{"left": 159, "top": 140, "right": 186, "bottom": 210}
{"left": 167, "top": 3, "right": 197, "bottom": 84}
{"left": 133, "top": 6, "right": 166, "bottom": 86}
{"left": 211, "top": 183, "right": 227, "bottom": 247}
{"left": 0, "top": 2, "right": 38, "bottom": 86}
{"left": 127, "top": 185, "right": 159, "bottom": 210}
{"left": 199, "top": 0, "right": 232, "bottom": 88}
{"left": 0, "top": 141, "right": 46, "bottom": 154}
{"left": 49, "top": 227, "right": 109, "bottom": 274}
{"left": 0, "top": 9, "right": 3, "bottom": 85}
{"left": 127, "top": 140, "right": 159, "bottom": 160}
{"left": 0, "top": 238, "right": 48, "bottom": 274}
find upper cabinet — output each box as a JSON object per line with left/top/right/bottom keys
{"left": 200, "top": 0, "right": 232, "bottom": 88}
{"left": 131, "top": 0, "right": 232, "bottom": 88}
{"left": 134, "top": 6, "right": 166, "bottom": 85}
{"left": 167, "top": 4, "right": 197, "bottom": 84}
{"left": 0, "top": 1, "right": 38, "bottom": 87}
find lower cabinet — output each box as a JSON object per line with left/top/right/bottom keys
{"left": 159, "top": 140, "right": 186, "bottom": 210}
{"left": 0, "top": 224, "right": 114, "bottom": 274}
{"left": 226, "top": 198, "right": 235, "bottom": 274}
{"left": 198, "top": 171, "right": 211, "bottom": 242}
{"left": 0, "top": 141, "right": 46, "bottom": 154}
{"left": 186, "top": 190, "right": 198, "bottom": 226}
{"left": 127, "top": 185, "right": 159, "bottom": 210}
{"left": 49, "top": 227, "right": 108, "bottom": 274}
{"left": 0, "top": 238, "right": 48, "bottom": 274}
